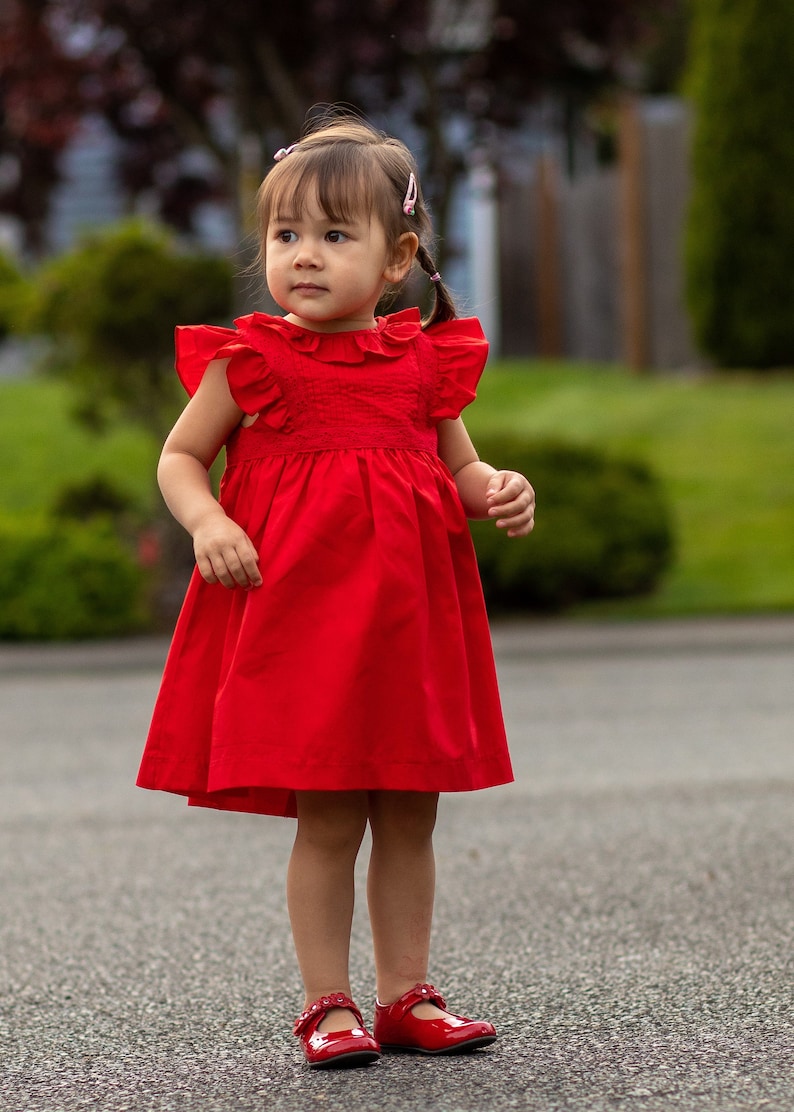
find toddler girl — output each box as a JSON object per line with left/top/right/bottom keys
{"left": 137, "top": 114, "right": 535, "bottom": 1069}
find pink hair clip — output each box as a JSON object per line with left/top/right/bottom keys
{"left": 429, "top": 272, "right": 441, "bottom": 283}
{"left": 402, "top": 172, "right": 418, "bottom": 216}
{"left": 273, "top": 144, "right": 298, "bottom": 162}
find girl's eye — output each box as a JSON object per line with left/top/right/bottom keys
{"left": 276, "top": 230, "right": 297, "bottom": 244}
{"left": 326, "top": 230, "right": 348, "bottom": 243}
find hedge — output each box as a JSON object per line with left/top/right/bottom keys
{"left": 470, "top": 436, "right": 675, "bottom": 611}
{"left": 0, "top": 516, "right": 146, "bottom": 640}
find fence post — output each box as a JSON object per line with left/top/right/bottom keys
{"left": 618, "top": 97, "right": 650, "bottom": 372}
{"left": 468, "top": 156, "right": 501, "bottom": 358}
{"left": 534, "top": 154, "right": 564, "bottom": 357}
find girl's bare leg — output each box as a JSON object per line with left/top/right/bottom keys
{"left": 287, "top": 790, "right": 369, "bottom": 1032}
{"left": 367, "top": 790, "right": 451, "bottom": 1019}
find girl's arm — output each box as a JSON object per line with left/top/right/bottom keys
{"left": 437, "top": 417, "right": 535, "bottom": 538}
{"left": 158, "top": 359, "right": 262, "bottom": 589}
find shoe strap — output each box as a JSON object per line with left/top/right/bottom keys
{"left": 388, "top": 982, "right": 447, "bottom": 1020}
{"left": 293, "top": 992, "right": 364, "bottom": 1037}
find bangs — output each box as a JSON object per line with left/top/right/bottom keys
{"left": 261, "top": 147, "right": 380, "bottom": 227}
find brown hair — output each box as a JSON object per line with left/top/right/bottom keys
{"left": 255, "top": 114, "right": 456, "bottom": 327}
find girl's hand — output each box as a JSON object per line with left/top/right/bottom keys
{"left": 486, "top": 471, "right": 535, "bottom": 538}
{"left": 193, "top": 511, "right": 262, "bottom": 589}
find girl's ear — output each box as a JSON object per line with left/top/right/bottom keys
{"left": 384, "top": 232, "right": 419, "bottom": 284}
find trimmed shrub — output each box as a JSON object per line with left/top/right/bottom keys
{"left": 27, "top": 219, "right": 233, "bottom": 434}
{"left": 470, "top": 436, "right": 674, "bottom": 612}
{"left": 0, "top": 516, "right": 147, "bottom": 640}
{"left": 685, "top": 0, "right": 794, "bottom": 368}
{"left": 52, "top": 474, "right": 140, "bottom": 525}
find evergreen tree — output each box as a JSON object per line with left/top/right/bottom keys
{"left": 685, "top": 0, "right": 794, "bottom": 367}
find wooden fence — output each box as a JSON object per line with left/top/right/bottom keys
{"left": 497, "top": 96, "right": 699, "bottom": 371}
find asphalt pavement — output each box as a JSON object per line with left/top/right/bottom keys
{"left": 1, "top": 616, "right": 793, "bottom": 1112}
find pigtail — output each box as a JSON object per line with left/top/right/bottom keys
{"left": 416, "top": 243, "right": 457, "bottom": 327}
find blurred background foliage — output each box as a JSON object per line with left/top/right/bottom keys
{"left": 24, "top": 219, "right": 233, "bottom": 436}
{"left": 1, "top": 0, "right": 793, "bottom": 637}
{"left": 1, "top": 0, "right": 685, "bottom": 253}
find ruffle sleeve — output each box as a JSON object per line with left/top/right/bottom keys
{"left": 174, "top": 324, "right": 289, "bottom": 430}
{"left": 427, "top": 317, "right": 490, "bottom": 422}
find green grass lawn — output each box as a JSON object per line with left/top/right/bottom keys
{"left": 2, "top": 363, "right": 793, "bottom": 618}
{"left": 0, "top": 378, "right": 159, "bottom": 516}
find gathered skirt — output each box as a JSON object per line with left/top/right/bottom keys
{"left": 137, "top": 445, "right": 513, "bottom": 817}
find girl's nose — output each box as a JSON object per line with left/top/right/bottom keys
{"left": 293, "top": 241, "right": 321, "bottom": 268}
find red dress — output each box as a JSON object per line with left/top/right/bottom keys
{"left": 137, "top": 307, "right": 513, "bottom": 818}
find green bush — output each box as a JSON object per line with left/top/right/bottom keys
{"left": 27, "top": 219, "right": 233, "bottom": 434}
{"left": 51, "top": 473, "right": 140, "bottom": 525}
{"left": 0, "top": 515, "right": 147, "bottom": 640}
{"left": 0, "top": 252, "right": 29, "bottom": 341}
{"left": 470, "top": 436, "right": 675, "bottom": 611}
{"left": 685, "top": 0, "right": 794, "bottom": 368}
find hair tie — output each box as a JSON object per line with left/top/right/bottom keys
{"left": 429, "top": 272, "right": 441, "bottom": 283}
{"left": 402, "top": 172, "right": 418, "bottom": 216}
{"left": 273, "top": 144, "right": 298, "bottom": 162}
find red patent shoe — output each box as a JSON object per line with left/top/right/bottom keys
{"left": 293, "top": 993, "right": 381, "bottom": 1069}
{"left": 373, "top": 983, "right": 497, "bottom": 1055}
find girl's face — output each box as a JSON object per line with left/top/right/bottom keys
{"left": 265, "top": 189, "right": 416, "bottom": 333}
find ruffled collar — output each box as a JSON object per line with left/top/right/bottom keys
{"left": 234, "top": 307, "right": 423, "bottom": 364}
